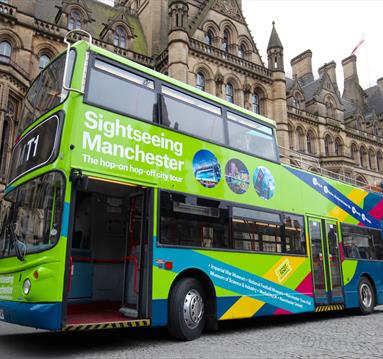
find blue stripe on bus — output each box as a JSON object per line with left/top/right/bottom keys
{"left": 217, "top": 296, "right": 240, "bottom": 318}
{"left": 151, "top": 299, "right": 167, "bottom": 327}
{"left": 154, "top": 248, "right": 315, "bottom": 314}
{"left": 253, "top": 302, "right": 278, "bottom": 317}
{"left": 60, "top": 202, "right": 70, "bottom": 238}
{"left": 0, "top": 301, "right": 62, "bottom": 331}
{"left": 286, "top": 167, "right": 380, "bottom": 228}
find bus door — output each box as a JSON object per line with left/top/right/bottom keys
{"left": 68, "top": 178, "right": 150, "bottom": 325}
{"left": 308, "top": 217, "right": 344, "bottom": 305}
{"left": 120, "top": 191, "right": 147, "bottom": 318}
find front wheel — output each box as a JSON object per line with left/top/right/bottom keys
{"left": 168, "top": 278, "right": 206, "bottom": 341}
{"left": 358, "top": 277, "right": 375, "bottom": 315}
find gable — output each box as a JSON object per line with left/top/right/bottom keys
{"left": 212, "top": 0, "right": 245, "bottom": 23}
{"left": 188, "top": 0, "right": 263, "bottom": 64}
{"left": 316, "top": 72, "right": 343, "bottom": 107}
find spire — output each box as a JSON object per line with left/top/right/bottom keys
{"left": 267, "top": 21, "right": 284, "bottom": 71}
{"left": 267, "top": 21, "right": 283, "bottom": 50}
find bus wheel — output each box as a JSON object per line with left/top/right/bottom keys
{"left": 358, "top": 277, "right": 375, "bottom": 315}
{"left": 168, "top": 278, "right": 206, "bottom": 341}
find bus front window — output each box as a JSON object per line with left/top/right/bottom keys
{"left": 0, "top": 172, "right": 65, "bottom": 258}
{"left": 19, "top": 50, "right": 75, "bottom": 135}
{"left": 0, "top": 199, "right": 13, "bottom": 257}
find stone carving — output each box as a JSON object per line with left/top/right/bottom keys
{"left": 213, "top": 0, "right": 242, "bottom": 21}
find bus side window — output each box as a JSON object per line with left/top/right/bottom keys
{"left": 227, "top": 111, "right": 277, "bottom": 162}
{"left": 341, "top": 224, "right": 383, "bottom": 260}
{"left": 86, "top": 59, "right": 156, "bottom": 123}
{"left": 159, "top": 190, "right": 229, "bottom": 249}
{"left": 161, "top": 86, "right": 225, "bottom": 144}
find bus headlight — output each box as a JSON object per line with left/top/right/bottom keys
{"left": 23, "top": 279, "right": 31, "bottom": 296}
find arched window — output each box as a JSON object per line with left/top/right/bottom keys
{"left": 325, "top": 100, "right": 336, "bottom": 118}
{"left": 252, "top": 93, "right": 260, "bottom": 114}
{"left": 225, "top": 82, "right": 233, "bottom": 103}
{"left": 368, "top": 149, "right": 376, "bottom": 170}
{"left": 222, "top": 29, "right": 230, "bottom": 52}
{"left": 114, "top": 27, "right": 127, "bottom": 48}
{"left": 360, "top": 146, "right": 367, "bottom": 168}
{"left": 39, "top": 54, "right": 50, "bottom": 70}
{"left": 196, "top": 72, "right": 205, "bottom": 91}
{"left": 324, "top": 135, "right": 333, "bottom": 156}
{"left": 307, "top": 130, "right": 315, "bottom": 154}
{"left": 296, "top": 127, "right": 305, "bottom": 152}
{"left": 238, "top": 43, "right": 246, "bottom": 58}
{"left": 0, "top": 41, "right": 11, "bottom": 62}
{"left": 356, "top": 116, "right": 363, "bottom": 130}
{"left": 356, "top": 175, "right": 367, "bottom": 186}
{"left": 292, "top": 96, "right": 300, "bottom": 108}
{"left": 335, "top": 137, "right": 343, "bottom": 156}
{"left": 373, "top": 122, "right": 380, "bottom": 136}
{"left": 204, "top": 30, "right": 214, "bottom": 46}
{"left": 377, "top": 151, "right": 383, "bottom": 172}
{"left": 68, "top": 10, "right": 81, "bottom": 30}
{"left": 288, "top": 124, "right": 294, "bottom": 149}
{"left": 351, "top": 143, "right": 358, "bottom": 161}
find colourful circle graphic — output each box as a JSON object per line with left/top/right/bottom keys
{"left": 192, "top": 150, "right": 221, "bottom": 188}
{"left": 225, "top": 159, "right": 250, "bottom": 194}
{"left": 253, "top": 166, "right": 275, "bottom": 200}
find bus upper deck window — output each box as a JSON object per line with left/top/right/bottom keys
{"left": 86, "top": 58, "right": 156, "bottom": 123}
{"left": 227, "top": 111, "right": 277, "bottom": 161}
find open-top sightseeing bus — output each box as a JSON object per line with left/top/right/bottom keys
{"left": 0, "top": 31, "right": 382, "bottom": 340}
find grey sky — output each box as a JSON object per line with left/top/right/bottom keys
{"left": 242, "top": 0, "right": 382, "bottom": 93}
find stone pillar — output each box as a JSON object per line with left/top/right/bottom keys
{"left": 167, "top": 0, "right": 189, "bottom": 83}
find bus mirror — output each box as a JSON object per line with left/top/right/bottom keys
{"left": 15, "top": 240, "right": 26, "bottom": 262}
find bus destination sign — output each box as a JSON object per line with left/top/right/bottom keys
{"left": 8, "top": 115, "right": 60, "bottom": 184}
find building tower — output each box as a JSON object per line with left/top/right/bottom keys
{"left": 267, "top": 21, "right": 284, "bottom": 71}
{"left": 167, "top": 0, "right": 189, "bottom": 82}
{"left": 267, "top": 21, "right": 288, "bottom": 150}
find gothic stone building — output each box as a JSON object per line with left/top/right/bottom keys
{"left": 0, "top": 0, "right": 382, "bottom": 191}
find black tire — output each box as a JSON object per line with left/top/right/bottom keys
{"left": 357, "top": 277, "right": 375, "bottom": 315}
{"left": 168, "top": 277, "right": 206, "bottom": 341}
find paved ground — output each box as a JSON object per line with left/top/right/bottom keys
{"left": 1, "top": 306, "right": 383, "bottom": 358}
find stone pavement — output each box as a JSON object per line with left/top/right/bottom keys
{"left": 0, "top": 306, "right": 382, "bottom": 358}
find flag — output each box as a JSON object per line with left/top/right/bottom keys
{"left": 351, "top": 39, "right": 364, "bottom": 55}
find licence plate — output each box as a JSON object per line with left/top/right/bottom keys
{"left": 0, "top": 309, "right": 4, "bottom": 320}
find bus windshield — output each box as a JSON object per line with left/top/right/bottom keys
{"left": 0, "top": 172, "right": 65, "bottom": 258}
{"left": 18, "top": 50, "right": 75, "bottom": 135}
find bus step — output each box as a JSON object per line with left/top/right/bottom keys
{"left": 119, "top": 306, "right": 138, "bottom": 318}
{"left": 315, "top": 304, "right": 344, "bottom": 312}
{"left": 63, "top": 319, "right": 150, "bottom": 331}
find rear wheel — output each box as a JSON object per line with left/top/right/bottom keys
{"left": 358, "top": 277, "right": 375, "bottom": 315}
{"left": 168, "top": 278, "right": 206, "bottom": 341}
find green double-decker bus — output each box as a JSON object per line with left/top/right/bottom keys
{"left": 0, "top": 32, "right": 383, "bottom": 340}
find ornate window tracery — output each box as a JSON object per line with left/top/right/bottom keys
{"left": 68, "top": 9, "right": 81, "bottom": 30}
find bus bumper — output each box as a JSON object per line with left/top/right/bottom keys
{"left": 0, "top": 301, "right": 62, "bottom": 331}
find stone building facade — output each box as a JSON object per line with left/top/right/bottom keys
{"left": 0, "top": 0, "right": 382, "bottom": 190}
{"left": 285, "top": 50, "right": 383, "bottom": 189}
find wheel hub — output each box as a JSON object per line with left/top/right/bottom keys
{"left": 360, "top": 283, "right": 372, "bottom": 308}
{"left": 183, "top": 289, "right": 204, "bottom": 329}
